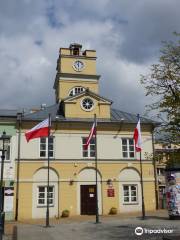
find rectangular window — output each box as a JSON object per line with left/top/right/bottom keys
{"left": 123, "top": 185, "right": 138, "bottom": 204}
{"left": 0, "top": 139, "right": 11, "bottom": 161}
{"left": 40, "top": 137, "right": 54, "bottom": 158}
{"left": 157, "top": 168, "right": 165, "bottom": 176}
{"left": 82, "top": 137, "right": 95, "bottom": 158}
{"left": 122, "top": 138, "right": 135, "bottom": 158}
{"left": 37, "top": 186, "right": 54, "bottom": 207}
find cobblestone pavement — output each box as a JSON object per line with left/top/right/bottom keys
{"left": 3, "top": 211, "right": 180, "bottom": 240}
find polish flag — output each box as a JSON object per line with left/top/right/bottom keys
{"left": 25, "top": 118, "right": 49, "bottom": 142}
{"left": 133, "top": 116, "right": 142, "bottom": 152}
{"left": 84, "top": 121, "right": 96, "bottom": 150}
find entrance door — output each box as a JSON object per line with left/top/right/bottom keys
{"left": 80, "top": 185, "right": 96, "bottom": 215}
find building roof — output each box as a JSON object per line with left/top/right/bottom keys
{"left": 22, "top": 103, "right": 157, "bottom": 125}
{"left": 0, "top": 109, "right": 19, "bottom": 117}
{"left": 23, "top": 104, "right": 60, "bottom": 121}
{"left": 110, "top": 108, "right": 156, "bottom": 124}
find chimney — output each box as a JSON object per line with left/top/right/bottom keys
{"left": 41, "top": 103, "right": 46, "bottom": 110}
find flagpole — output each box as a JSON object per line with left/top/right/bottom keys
{"left": 137, "top": 113, "right": 146, "bottom": 220}
{"left": 94, "top": 114, "right": 99, "bottom": 224}
{"left": 15, "top": 112, "right": 22, "bottom": 221}
{"left": 46, "top": 114, "right": 51, "bottom": 227}
{"left": 139, "top": 151, "right": 145, "bottom": 219}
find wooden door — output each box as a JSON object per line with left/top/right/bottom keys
{"left": 80, "top": 185, "right": 96, "bottom": 215}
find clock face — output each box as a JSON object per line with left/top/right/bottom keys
{"left": 73, "top": 60, "right": 84, "bottom": 71}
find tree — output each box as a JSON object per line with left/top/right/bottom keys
{"left": 141, "top": 33, "right": 180, "bottom": 144}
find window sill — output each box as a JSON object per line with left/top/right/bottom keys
{"left": 37, "top": 205, "right": 54, "bottom": 208}
{"left": 123, "top": 202, "right": 139, "bottom": 205}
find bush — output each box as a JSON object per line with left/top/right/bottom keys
{"left": 61, "top": 209, "right": 70, "bottom": 217}
{"left": 109, "top": 207, "right": 117, "bottom": 215}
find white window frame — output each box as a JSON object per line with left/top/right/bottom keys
{"left": 123, "top": 184, "right": 138, "bottom": 204}
{"left": 37, "top": 185, "right": 54, "bottom": 207}
{"left": 0, "top": 138, "right": 11, "bottom": 162}
{"left": 69, "top": 86, "right": 85, "bottom": 96}
{"left": 39, "top": 137, "right": 54, "bottom": 158}
{"left": 121, "top": 138, "right": 135, "bottom": 159}
{"left": 82, "top": 137, "right": 95, "bottom": 158}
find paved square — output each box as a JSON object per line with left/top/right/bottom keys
{"left": 4, "top": 211, "right": 180, "bottom": 240}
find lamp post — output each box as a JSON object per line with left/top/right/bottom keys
{"left": 0, "top": 131, "right": 10, "bottom": 240}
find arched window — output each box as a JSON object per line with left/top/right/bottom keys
{"left": 69, "top": 86, "right": 85, "bottom": 96}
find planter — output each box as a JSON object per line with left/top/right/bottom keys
{"left": 109, "top": 207, "right": 117, "bottom": 215}
{"left": 61, "top": 210, "right": 70, "bottom": 218}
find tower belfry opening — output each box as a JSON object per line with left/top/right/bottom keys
{"left": 70, "top": 43, "right": 82, "bottom": 56}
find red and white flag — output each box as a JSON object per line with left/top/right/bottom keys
{"left": 84, "top": 121, "right": 96, "bottom": 150}
{"left": 133, "top": 116, "right": 142, "bottom": 152}
{"left": 25, "top": 118, "right": 50, "bottom": 142}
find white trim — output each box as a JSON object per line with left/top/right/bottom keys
{"left": 59, "top": 77, "right": 98, "bottom": 82}
{"left": 39, "top": 137, "right": 54, "bottom": 158}
{"left": 122, "top": 184, "right": 138, "bottom": 204}
{"left": 36, "top": 185, "right": 54, "bottom": 207}
{"left": 81, "top": 137, "right": 95, "bottom": 158}
{"left": 32, "top": 168, "right": 59, "bottom": 218}
{"left": 16, "top": 160, "right": 154, "bottom": 164}
{"left": 121, "top": 138, "right": 136, "bottom": 159}
{"left": 18, "top": 178, "right": 155, "bottom": 183}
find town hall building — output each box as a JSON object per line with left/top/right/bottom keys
{"left": 14, "top": 43, "right": 157, "bottom": 219}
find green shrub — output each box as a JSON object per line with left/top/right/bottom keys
{"left": 61, "top": 209, "right": 70, "bottom": 217}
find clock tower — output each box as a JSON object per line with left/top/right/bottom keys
{"left": 53, "top": 43, "right": 112, "bottom": 119}
{"left": 54, "top": 43, "right": 100, "bottom": 102}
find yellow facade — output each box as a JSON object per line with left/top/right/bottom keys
{"left": 64, "top": 94, "right": 111, "bottom": 119}
{"left": 58, "top": 80, "right": 99, "bottom": 99}
{"left": 16, "top": 161, "right": 155, "bottom": 219}
{"left": 14, "top": 43, "right": 156, "bottom": 220}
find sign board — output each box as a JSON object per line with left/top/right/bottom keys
{"left": 107, "top": 188, "right": 115, "bottom": 197}
{"left": 4, "top": 187, "right": 14, "bottom": 212}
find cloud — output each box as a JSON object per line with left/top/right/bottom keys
{"left": 0, "top": 0, "right": 179, "bottom": 116}
{"left": 118, "top": 0, "right": 180, "bottom": 63}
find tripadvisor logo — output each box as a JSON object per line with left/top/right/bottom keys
{"left": 135, "top": 227, "right": 143, "bottom": 236}
{"left": 135, "top": 226, "right": 174, "bottom": 235}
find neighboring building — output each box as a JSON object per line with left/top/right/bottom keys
{"left": 0, "top": 110, "right": 18, "bottom": 220}
{"left": 155, "top": 141, "right": 180, "bottom": 209}
{"left": 14, "top": 43, "right": 158, "bottom": 220}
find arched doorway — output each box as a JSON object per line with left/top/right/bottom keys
{"left": 77, "top": 168, "right": 102, "bottom": 215}
{"left": 119, "top": 168, "right": 141, "bottom": 212}
{"left": 32, "top": 167, "right": 59, "bottom": 218}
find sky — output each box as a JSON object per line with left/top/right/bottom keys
{"left": 0, "top": 0, "right": 179, "bottom": 117}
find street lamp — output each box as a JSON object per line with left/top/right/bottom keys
{"left": 0, "top": 131, "right": 10, "bottom": 240}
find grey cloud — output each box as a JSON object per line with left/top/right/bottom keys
{"left": 118, "top": 0, "right": 180, "bottom": 63}
{"left": 0, "top": 0, "right": 179, "bottom": 116}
